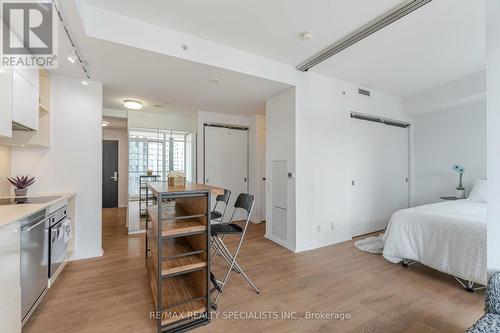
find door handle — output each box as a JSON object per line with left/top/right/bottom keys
{"left": 111, "top": 171, "right": 118, "bottom": 181}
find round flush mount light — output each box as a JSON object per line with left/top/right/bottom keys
{"left": 102, "top": 121, "right": 109, "bottom": 127}
{"left": 209, "top": 78, "right": 220, "bottom": 84}
{"left": 123, "top": 99, "right": 143, "bottom": 110}
{"left": 300, "top": 31, "right": 314, "bottom": 40}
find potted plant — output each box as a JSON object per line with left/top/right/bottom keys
{"left": 452, "top": 164, "right": 466, "bottom": 199}
{"left": 7, "top": 175, "right": 35, "bottom": 201}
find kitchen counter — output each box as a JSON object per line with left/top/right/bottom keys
{"left": 0, "top": 193, "right": 76, "bottom": 228}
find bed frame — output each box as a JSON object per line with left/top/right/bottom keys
{"left": 401, "top": 259, "right": 486, "bottom": 293}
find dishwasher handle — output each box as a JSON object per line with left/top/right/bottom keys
{"left": 21, "top": 218, "right": 48, "bottom": 232}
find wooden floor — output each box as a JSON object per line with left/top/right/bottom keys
{"left": 23, "top": 208, "right": 484, "bottom": 333}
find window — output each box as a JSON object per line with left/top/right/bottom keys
{"left": 128, "top": 128, "right": 195, "bottom": 198}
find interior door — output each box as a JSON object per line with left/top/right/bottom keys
{"left": 350, "top": 118, "right": 409, "bottom": 237}
{"left": 258, "top": 127, "right": 266, "bottom": 221}
{"left": 102, "top": 140, "right": 119, "bottom": 208}
{"left": 204, "top": 126, "right": 249, "bottom": 222}
{"left": 228, "top": 128, "right": 249, "bottom": 221}
{"left": 204, "top": 126, "right": 229, "bottom": 189}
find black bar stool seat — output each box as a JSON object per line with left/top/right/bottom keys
{"left": 211, "top": 223, "right": 242, "bottom": 236}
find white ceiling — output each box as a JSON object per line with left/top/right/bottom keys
{"left": 85, "top": 0, "right": 485, "bottom": 98}
{"left": 52, "top": 1, "right": 291, "bottom": 116}
{"left": 313, "top": 0, "right": 486, "bottom": 97}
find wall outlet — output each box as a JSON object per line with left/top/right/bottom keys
{"left": 316, "top": 225, "right": 321, "bottom": 232}
{"left": 330, "top": 223, "right": 335, "bottom": 231}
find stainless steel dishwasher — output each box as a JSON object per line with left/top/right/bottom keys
{"left": 20, "top": 209, "right": 49, "bottom": 325}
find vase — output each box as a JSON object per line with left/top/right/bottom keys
{"left": 14, "top": 188, "right": 28, "bottom": 203}
{"left": 456, "top": 189, "right": 466, "bottom": 199}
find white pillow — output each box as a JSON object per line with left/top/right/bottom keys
{"left": 468, "top": 178, "right": 487, "bottom": 203}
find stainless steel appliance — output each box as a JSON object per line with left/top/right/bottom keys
{"left": 20, "top": 209, "right": 49, "bottom": 324}
{"left": 48, "top": 206, "right": 68, "bottom": 284}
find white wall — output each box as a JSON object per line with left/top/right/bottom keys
{"left": 103, "top": 128, "right": 129, "bottom": 208}
{"left": 0, "top": 146, "right": 11, "bottom": 197}
{"left": 294, "top": 73, "right": 410, "bottom": 252}
{"left": 404, "top": 71, "right": 486, "bottom": 116}
{"left": 487, "top": 0, "right": 500, "bottom": 272}
{"left": 128, "top": 110, "right": 195, "bottom": 131}
{"left": 413, "top": 101, "right": 486, "bottom": 205}
{"left": 12, "top": 76, "right": 103, "bottom": 260}
{"left": 266, "top": 88, "right": 296, "bottom": 250}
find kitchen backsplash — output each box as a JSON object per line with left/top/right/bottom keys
{"left": 0, "top": 146, "right": 12, "bottom": 196}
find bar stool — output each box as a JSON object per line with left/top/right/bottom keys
{"left": 210, "top": 189, "right": 231, "bottom": 224}
{"left": 210, "top": 193, "right": 260, "bottom": 307}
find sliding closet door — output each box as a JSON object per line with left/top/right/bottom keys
{"left": 350, "top": 118, "right": 409, "bottom": 237}
{"left": 228, "top": 129, "right": 248, "bottom": 221}
{"left": 204, "top": 126, "right": 248, "bottom": 222}
{"left": 204, "top": 126, "right": 229, "bottom": 189}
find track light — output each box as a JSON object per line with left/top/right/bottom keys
{"left": 68, "top": 49, "right": 77, "bottom": 63}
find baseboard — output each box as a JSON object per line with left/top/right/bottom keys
{"left": 264, "top": 233, "right": 296, "bottom": 252}
{"left": 128, "top": 229, "right": 146, "bottom": 235}
{"left": 69, "top": 248, "right": 104, "bottom": 261}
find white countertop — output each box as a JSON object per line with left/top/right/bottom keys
{"left": 0, "top": 193, "right": 76, "bottom": 228}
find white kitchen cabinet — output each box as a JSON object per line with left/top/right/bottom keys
{"left": 0, "top": 68, "right": 13, "bottom": 138}
{"left": 0, "top": 221, "right": 20, "bottom": 308}
{"left": 0, "top": 288, "right": 21, "bottom": 333}
{"left": 14, "top": 68, "right": 39, "bottom": 90}
{"left": 0, "top": 221, "right": 21, "bottom": 333}
{"left": 12, "top": 70, "right": 38, "bottom": 131}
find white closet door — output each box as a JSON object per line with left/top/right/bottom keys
{"left": 350, "top": 118, "right": 409, "bottom": 237}
{"left": 204, "top": 126, "right": 229, "bottom": 189}
{"left": 228, "top": 128, "right": 248, "bottom": 221}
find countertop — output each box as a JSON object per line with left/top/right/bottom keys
{"left": 147, "top": 182, "right": 224, "bottom": 196}
{"left": 0, "top": 193, "right": 76, "bottom": 228}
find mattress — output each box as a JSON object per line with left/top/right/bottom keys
{"left": 383, "top": 199, "right": 487, "bottom": 285}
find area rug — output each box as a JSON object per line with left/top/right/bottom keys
{"left": 354, "top": 234, "right": 384, "bottom": 254}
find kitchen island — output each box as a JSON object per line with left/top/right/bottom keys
{"left": 145, "top": 182, "right": 223, "bottom": 333}
{"left": 0, "top": 193, "right": 76, "bottom": 333}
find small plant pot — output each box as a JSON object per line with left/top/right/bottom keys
{"left": 15, "top": 188, "right": 28, "bottom": 203}
{"left": 456, "top": 189, "right": 466, "bottom": 199}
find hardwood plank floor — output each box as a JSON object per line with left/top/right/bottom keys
{"left": 23, "top": 208, "right": 484, "bottom": 333}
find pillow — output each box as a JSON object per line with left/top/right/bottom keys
{"left": 468, "top": 178, "right": 487, "bottom": 203}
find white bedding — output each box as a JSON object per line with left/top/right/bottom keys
{"left": 383, "top": 199, "right": 487, "bottom": 285}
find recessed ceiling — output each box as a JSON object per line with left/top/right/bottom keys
{"left": 84, "top": 0, "right": 485, "bottom": 98}
{"left": 52, "top": 1, "right": 291, "bottom": 116}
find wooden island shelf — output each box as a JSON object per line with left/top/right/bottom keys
{"left": 145, "top": 182, "right": 223, "bottom": 333}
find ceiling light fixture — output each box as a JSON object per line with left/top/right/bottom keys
{"left": 300, "top": 31, "right": 313, "bottom": 40}
{"left": 296, "top": 0, "right": 432, "bottom": 71}
{"left": 123, "top": 99, "right": 143, "bottom": 110}
{"left": 81, "top": 78, "right": 90, "bottom": 86}
{"left": 102, "top": 121, "right": 109, "bottom": 127}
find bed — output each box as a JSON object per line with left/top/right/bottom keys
{"left": 383, "top": 179, "right": 488, "bottom": 288}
